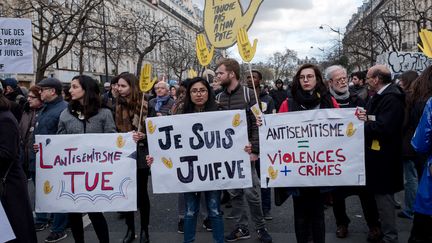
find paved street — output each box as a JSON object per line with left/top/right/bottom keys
{"left": 30, "top": 178, "right": 412, "bottom": 243}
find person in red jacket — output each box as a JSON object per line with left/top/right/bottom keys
{"left": 278, "top": 64, "right": 338, "bottom": 243}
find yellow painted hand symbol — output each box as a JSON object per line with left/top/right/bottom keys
{"left": 237, "top": 27, "right": 257, "bottom": 63}
{"left": 188, "top": 68, "right": 198, "bottom": 79}
{"left": 139, "top": 64, "right": 157, "bottom": 92}
{"left": 418, "top": 29, "right": 432, "bottom": 58}
{"left": 196, "top": 34, "right": 214, "bottom": 67}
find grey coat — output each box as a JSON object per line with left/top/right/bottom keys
{"left": 57, "top": 108, "right": 116, "bottom": 134}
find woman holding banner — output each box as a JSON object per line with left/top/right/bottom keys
{"left": 278, "top": 64, "right": 339, "bottom": 243}
{"left": 57, "top": 75, "right": 116, "bottom": 243}
{"left": 147, "top": 77, "right": 224, "bottom": 243}
{"left": 114, "top": 72, "right": 151, "bottom": 243}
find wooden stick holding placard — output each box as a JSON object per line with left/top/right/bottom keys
{"left": 138, "top": 64, "right": 156, "bottom": 132}
{"left": 237, "top": 27, "right": 260, "bottom": 113}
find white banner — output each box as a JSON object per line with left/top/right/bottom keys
{"left": 260, "top": 108, "right": 366, "bottom": 188}
{"left": 35, "top": 133, "right": 137, "bottom": 213}
{"left": 0, "top": 18, "right": 33, "bottom": 74}
{"left": 146, "top": 110, "right": 252, "bottom": 193}
{"left": 0, "top": 202, "right": 15, "bottom": 242}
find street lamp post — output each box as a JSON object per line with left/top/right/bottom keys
{"left": 319, "top": 24, "right": 342, "bottom": 58}
{"left": 102, "top": 0, "right": 109, "bottom": 83}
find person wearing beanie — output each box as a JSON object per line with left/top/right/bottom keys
{"left": 270, "top": 79, "right": 287, "bottom": 112}
{"left": 0, "top": 78, "right": 24, "bottom": 122}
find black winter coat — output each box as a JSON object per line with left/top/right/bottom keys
{"left": 365, "top": 84, "right": 405, "bottom": 194}
{"left": 0, "top": 110, "right": 37, "bottom": 243}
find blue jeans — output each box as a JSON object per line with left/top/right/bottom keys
{"left": 403, "top": 159, "right": 418, "bottom": 216}
{"left": 184, "top": 191, "right": 224, "bottom": 243}
{"left": 31, "top": 172, "right": 68, "bottom": 232}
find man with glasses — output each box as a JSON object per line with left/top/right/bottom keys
{"left": 33, "top": 78, "right": 69, "bottom": 242}
{"left": 215, "top": 58, "right": 272, "bottom": 243}
{"left": 356, "top": 65, "right": 405, "bottom": 243}
{"left": 324, "top": 65, "right": 381, "bottom": 242}
{"left": 148, "top": 81, "right": 174, "bottom": 117}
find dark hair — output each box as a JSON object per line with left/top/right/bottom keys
{"left": 399, "top": 70, "right": 418, "bottom": 91}
{"left": 69, "top": 75, "right": 101, "bottom": 120}
{"left": 62, "top": 84, "right": 71, "bottom": 102}
{"left": 370, "top": 69, "right": 392, "bottom": 84}
{"left": 251, "top": 70, "right": 263, "bottom": 80}
{"left": 291, "top": 64, "right": 328, "bottom": 95}
{"left": 216, "top": 58, "right": 240, "bottom": 80}
{"left": 181, "top": 77, "right": 217, "bottom": 114}
{"left": 350, "top": 71, "right": 366, "bottom": 83}
{"left": 410, "top": 66, "right": 432, "bottom": 105}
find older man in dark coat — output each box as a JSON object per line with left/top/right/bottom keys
{"left": 357, "top": 64, "right": 405, "bottom": 243}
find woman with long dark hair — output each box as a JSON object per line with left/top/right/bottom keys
{"left": 114, "top": 72, "right": 150, "bottom": 243}
{"left": 278, "top": 64, "right": 339, "bottom": 243}
{"left": 57, "top": 75, "right": 115, "bottom": 243}
{"left": 147, "top": 77, "right": 224, "bottom": 243}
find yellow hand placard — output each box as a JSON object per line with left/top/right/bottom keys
{"left": 188, "top": 68, "right": 198, "bottom": 79}
{"left": 237, "top": 27, "right": 257, "bottom": 63}
{"left": 139, "top": 64, "right": 157, "bottom": 92}
{"left": 196, "top": 34, "right": 214, "bottom": 67}
{"left": 418, "top": 29, "right": 432, "bottom": 58}
{"left": 203, "top": 0, "right": 263, "bottom": 48}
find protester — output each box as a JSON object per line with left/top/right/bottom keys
{"left": 269, "top": 79, "right": 287, "bottom": 112}
{"left": 170, "top": 85, "right": 179, "bottom": 101}
{"left": 114, "top": 72, "right": 150, "bottom": 243}
{"left": 148, "top": 77, "right": 225, "bottom": 243}
{"left": 246, "top": 70, "right": 275, "bottom": 220}
{"left": 409, "top": 97, "right": 432, "bottom": 243}
{"left": 276, "top": 64, "right": 338, "bottom": 243}
{"left": 102, "top": 77, "right": 119, "bottom": 114}
{"left": 215, "top": 58, "right": 272, "bottom": 243}
{"left": 356, "top": 64, "right": 405, "bottom": 243}
{"left": 148, "top": 81, "right": 174, "bottom": 116}
{"left": 325, "top": 65, "right": 381, "bottom": 241}
{"left": 19, "top": 85, "right": 43, "bottom": 178}
{"left": 0, "top": 82, "right": 38, "bottom": 243}
{"left": 0, "top": 78, "right": 25, "bottom": 121}
{"left": 33, "top": 77, "right": 69, "bottom": 242}
{"left": 398, "top": 70, "right": 420, "bottom": 220}
{"left": 349, "top": 71, "right": 368, "bottom": 101}
{"left": 57, "top": 75, "right": 115, "bottom": 243}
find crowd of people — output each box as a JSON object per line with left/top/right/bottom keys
{"left": 0, "top": 58, "right": 431, "bottom": 243}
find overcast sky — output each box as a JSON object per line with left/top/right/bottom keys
{"left": 193, "top": 0, "right": 364, "bottom": 62}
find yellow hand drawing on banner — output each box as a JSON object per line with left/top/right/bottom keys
{"left": 139, "top": 64, "right": 157, "bottom": 93}
{"left": 237, "top": 27, "right": 257, "bottom": 63}
{"left": 196, "top": 34, "right": 214, "bottom": 67}
{"left": 188, "top": 68, "right": 198, "bottom": 79}
{"left": 418, "top": 29, "right": 432, "bottom": 58}
{"left": 203, "top": 0, "right": 263, "bottom": 48}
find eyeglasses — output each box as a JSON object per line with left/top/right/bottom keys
{"left": 299, "top": 74, "right": 315, "bottom": 81}
{"left": 28, "top": 95, "right": 38, "bottom": 99}
{"left": 190, "top": 89, "right": 208, "bottom": 95}
{"left": 332, "top": 77, "right": 348, "bottom": 84}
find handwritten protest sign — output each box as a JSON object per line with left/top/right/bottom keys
{"left": 0, "top": 18, "right": 33, "bottom": 73}
{"left": 259, "top": 108, "right": 365, "bottom": 188}
{"left": 203, "top": 0, "right": 263, "bottom": 48}
{"left": 0, "top": 202, "right": 15, "bottom": 242}
{"left": 35, "top": 133, "right": 137, "bottom": 213}
{"left": 146, "top": 110, "right": 252, "bottom": 193}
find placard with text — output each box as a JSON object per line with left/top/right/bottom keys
{"left": 0, "top": 18, "right": 33, "bottom": 73}
{"left": 35, "top": 133, "right": 137, "bottom": 213}
{"left": 146, "top": 110, "right": 252, "bottom": 193}
{"left": 260, "top": 108, "right": 365, "bottom": 188}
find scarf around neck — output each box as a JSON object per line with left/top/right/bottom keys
{"left": 329, "top": 87, "right": 350, "bottom": 101}
{"left": 294, "top": 89, "right": 321, "bottom": 109}
{"left": 155, "top": 95, "right": 170, "bottom": 112}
